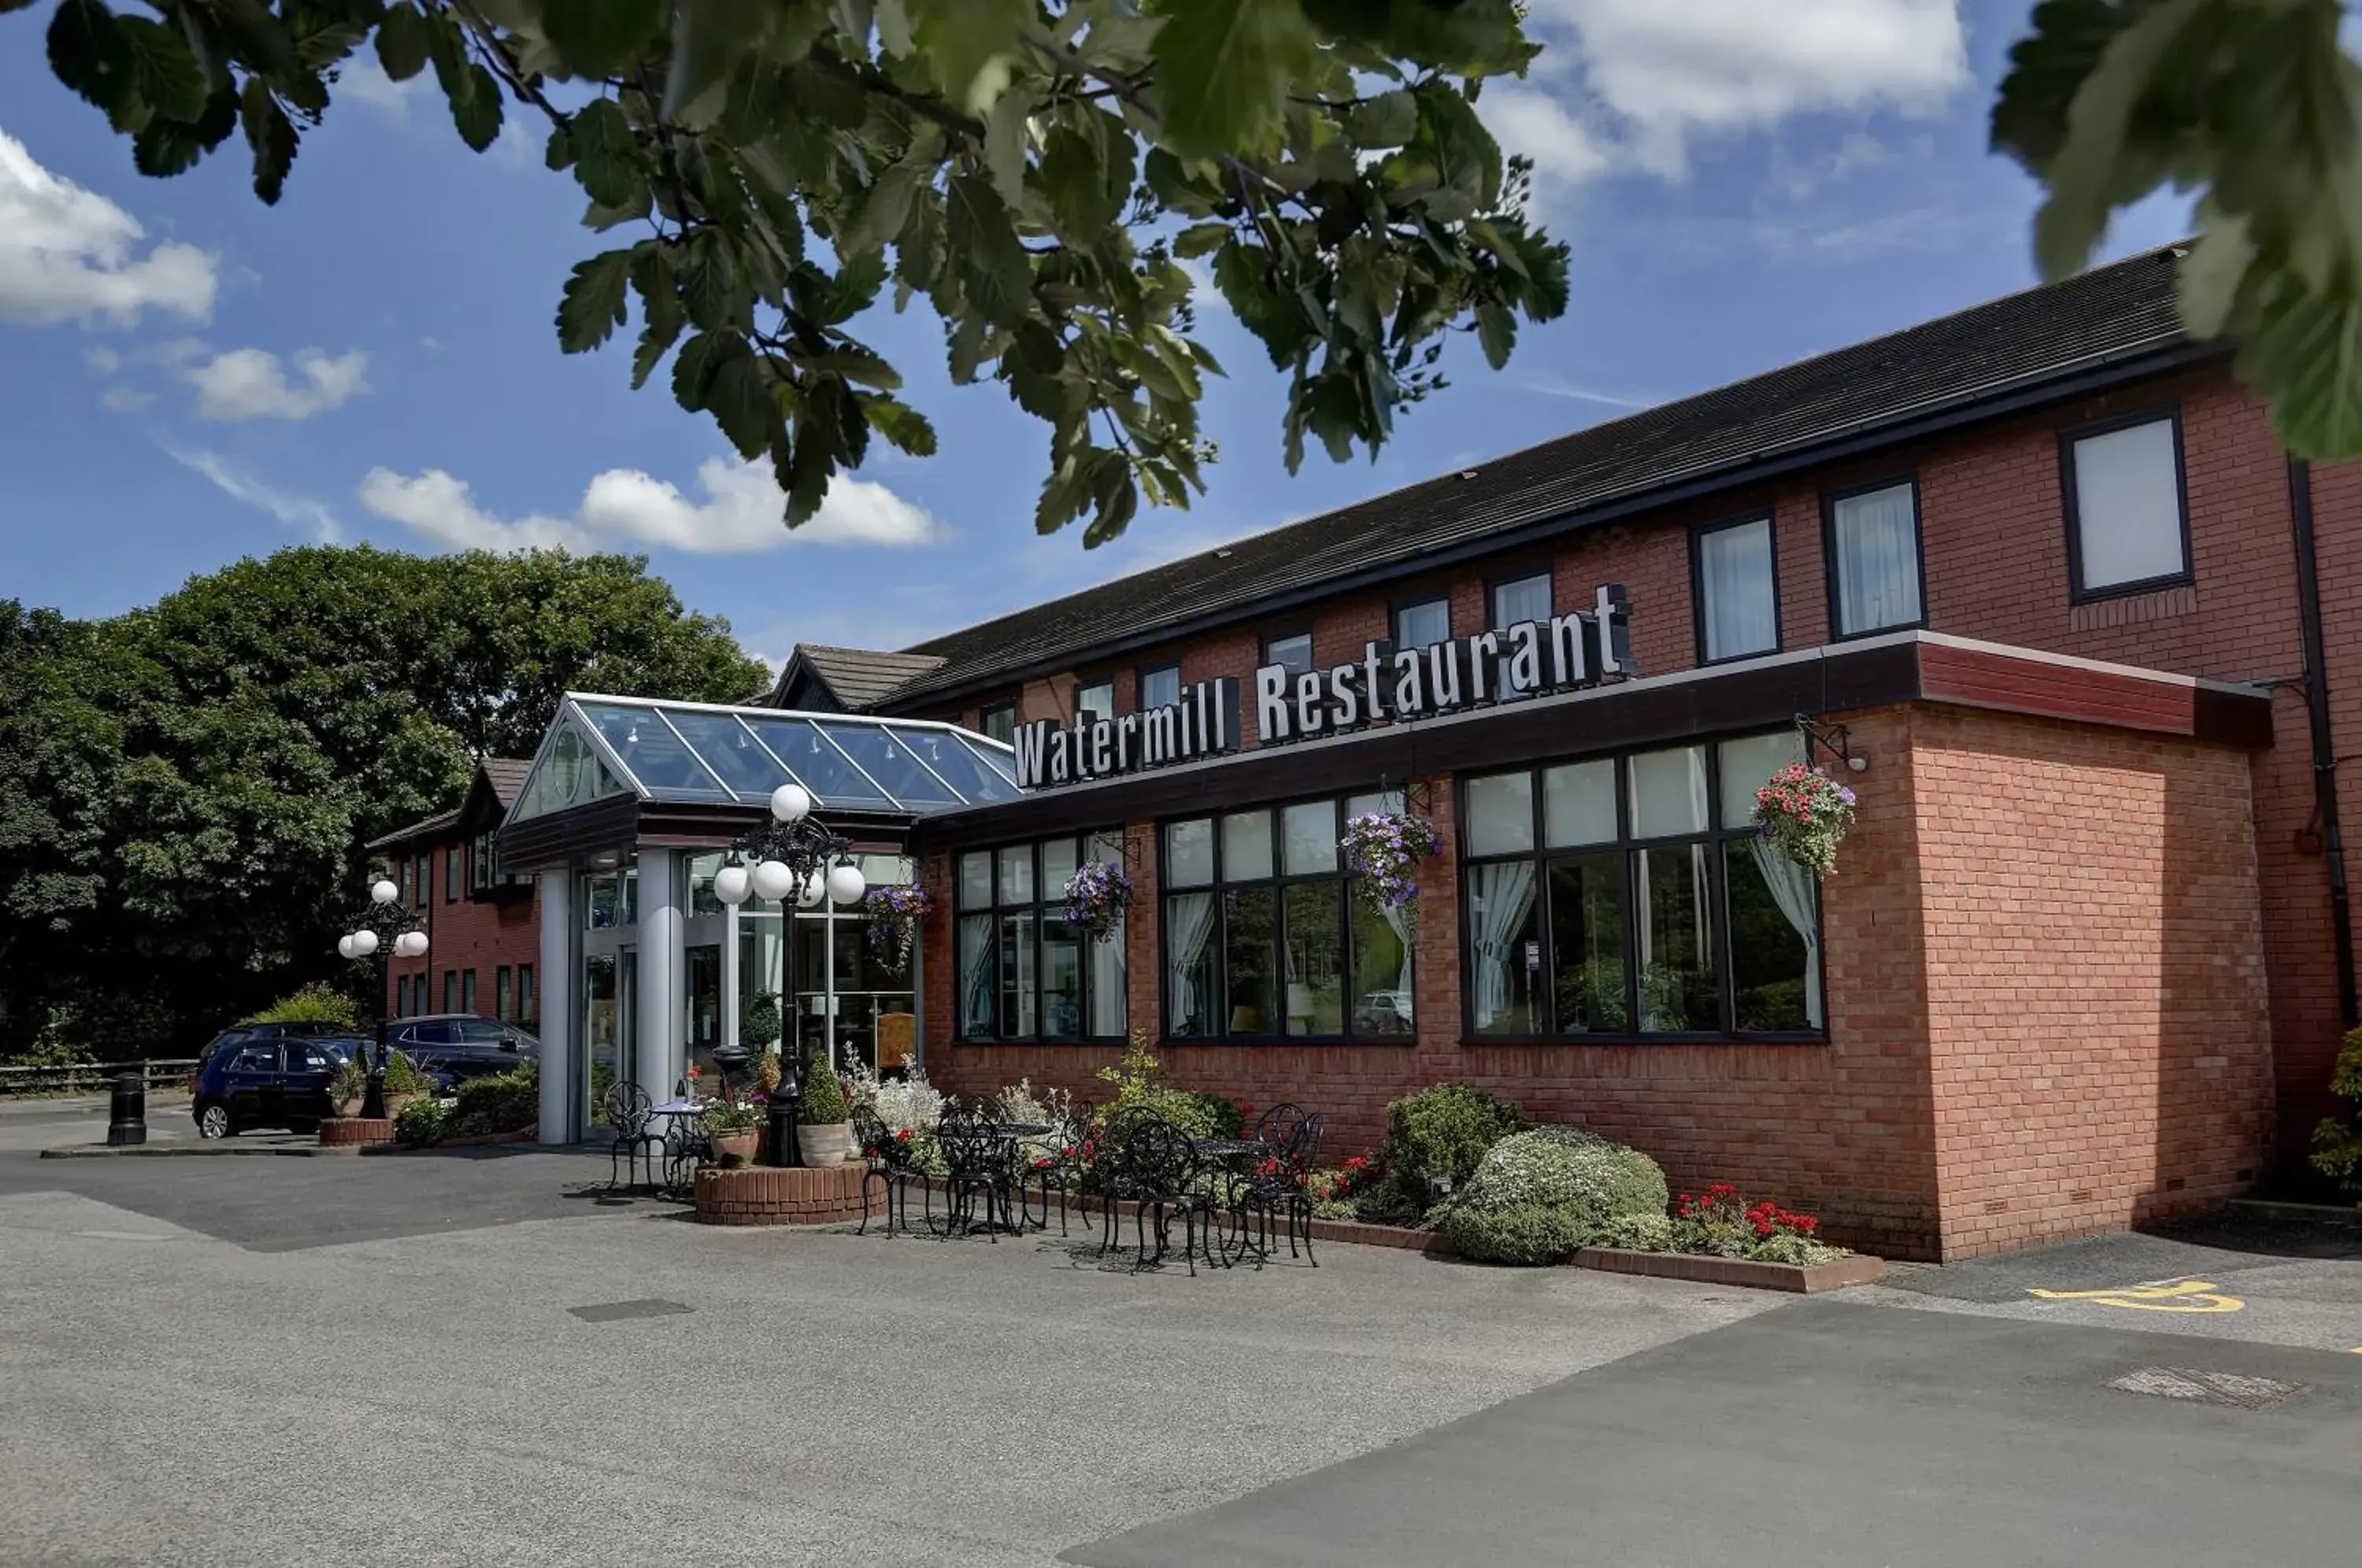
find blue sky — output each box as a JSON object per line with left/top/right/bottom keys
{"left": 0, "top": 1, "right": 2192, "bottom": 671}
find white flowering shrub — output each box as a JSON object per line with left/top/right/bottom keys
{"left": 841, "top": 1060, "right": 949, "bottom": 1174}
{"left": 1438, "top": 1127, "right": 1668, "bottom": 1265}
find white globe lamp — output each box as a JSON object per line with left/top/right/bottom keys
{"left": 713, "top": 862, "right": 753, "bottom": 906}
{"left": 826, "top": 861, "right": 868, "bottom": 907}
{"left": 797, "top": 870, "right": 827, "bottom": 908}
{"left": 751, "top": 859, "right": 796, "bottom": 903}
{"left": 395, "top": 930, "right": 429, "bottom": 959}
{"left": 369, "top": 878, "right": 398, "bottom": 905}
{"left": 350, "top": 927, "right": 379, "bottom": 958}
{"left": 337, "top": 934, "right": 357, "bottom": 960}
{"left": 770, "top": 783, "right": 812, "bottom": 823}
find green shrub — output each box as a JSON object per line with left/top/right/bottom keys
{"left": 1183, "top": 1089, "right": 1245, "bottom": 1139}
{"left": 1090, "top": 1032, "right": 1224, "bottom": 1141}
{"left": 1595, "top": 1211, "right": 1673, "bottom": 1252}
{"left": 1378, "top": 1082, "right": 1527, "bottom": 1217}
{"left": 1436, "top": 1129, "right": 1670, "bottom": 1266}
{"left": 798, "top": 1055, "right": 849, "bottom": 1122}
{"left": 383, "top": 1049, "right": 432, "bottom": 1096}
{"left": 2312, "top": 1026, "right": 2362, "bottom": 1196}
{"left": 330, "top": 1056, "right": 366, "bottom": 1104}
{"left": 1439, "top": 1203, "right": 1592, "bottom": 1265}
{"left": 449, "top": 1065, "right": 538, "bottom": 1137}
{"left": 240, "top": 982, "right": 361, "bottom": 1031}
{"left": 394, "top": 1097, "right": 448, "bottom": 1147}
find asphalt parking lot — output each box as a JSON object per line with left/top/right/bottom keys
{"left": 6, "top": 1104, "right": 2362, "bottom": 1567}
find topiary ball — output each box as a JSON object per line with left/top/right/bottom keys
{"left": 1438, "top": 1127, "right": 1671, "bottom": 1264}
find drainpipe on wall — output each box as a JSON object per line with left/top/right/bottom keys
{"left": 2288, "top": 457, "right": 2359, "bottom": 1029}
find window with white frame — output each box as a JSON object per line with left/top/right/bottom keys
{"left": 2066, "top": 415, "right": 2188, "bottom": 595}
{"left": 1827, "top": 482, "right": 1923, "bottom": 635}
{"left": 1694, "top": 516, "right": 1779, "bottom": 661}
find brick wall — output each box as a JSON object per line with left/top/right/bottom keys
{"left": 382, "top": 838, "right": 543, "bottom": 1027}
{"left": 921, "top": 362, "right": 2352, "bottom": 1177}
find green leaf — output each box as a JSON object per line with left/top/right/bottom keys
{"left": 679, "top": 228, "right": 746, "bottom": 331}
{"left": 1475, "top": 302, "right": 1515, "bottom": 370}
{"left": 907, "top": 0, "right": 1031, "bottom": 115}
{"left": 671, "top": 329, "right": 736, "bottom": 409}
{"left": 2027, "top": 0, "right": 2207, "bottom": 277}
{"left": 239, "top": 79, "right": 298, "bottom": 204}
{"left": 376, "top": 2, "right": 431, "bottom": 82}
{"left": 665, "top": 0, "right": 777, "bottom": 128}
{"left": 49, "top": 1, "right": 132, "bottom": 124}
{"left": 857, "top": 391, "right": 937, "bottom": 456}
{"left": 539, "top": 0, "right": 665, "bottom": 78}
{"left": 838, "top": 158, "right": 926, "bottom": 257}
{"left": 983, "top": 83, "right": 1031, "bottom": 205}
{"left": 1173, "top": 221, "right": 1231, "bottom": 260}
{"left": 557, "top": 249, "right": 634, "bottom": 354}
{"left": 1346, "top": 88, "right": 1417, "bottom": 150}
{"left": 1041, "top": 124, "right": 1124, "bottom": 239}
{"left": 629, "top": 244, "right": 684, "bottom": 387}
{"left": 1150, "top": 0, "right": 1320, "bottom": 159}
{"left": 569, "top": 98, "right": 643, "bottom": 209}
{"left": 704, "top": 346, "right": 778, "bottom": 459}
{"left": 945, "top": 173, "right": 1033, "bottom": 328}
{"left": 799, "top": 349, "right": 902, "bottom": 390}
{"left": 115, "top": 16, "right": 206, "bottom": 124}
{"left": 450, "top": 62, "right": 504, "bottom": 153}
{"left": 133, "top": 86, "right": 235, "bottom": 176}
{"left": 2178, "top": 212, "right": 2253, "bottom": 339}
{"left": 2242, "top": 271, "right": 2362, "bottom": 458}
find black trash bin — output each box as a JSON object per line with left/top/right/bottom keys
{"left": 106, "top": 1071, "right": 146, "bottom": 1147}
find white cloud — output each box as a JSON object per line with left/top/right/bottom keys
{"left": 0, "top": 128, "right": 217, "bottom": 327}
{"left": 1478, "top": 82, "right": 1614, "bottom": 196}
{"left": 83, "top": 345, "right": 120, "bottom": 374}
{"left": 100, "top": 386, "right": 152, "bottom": 413}
{"left": 337, "top": 54, "right": 420, "bottom": 118}
{"left": 357, "top": 457, "right": 945, "bottom": 556}
{"left": 1523, "top": 0, "right": 1968, "bottom": 174}
{"left": 171, "top": 449, "right": 342, "bottom": 542}
{"left": 187, "top": 347, "right": 372, "bottom": 421}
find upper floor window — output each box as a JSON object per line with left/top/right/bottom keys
{"left": 1394, "top": 597, "right": 1451, "bottom": 650}
{"left": 955, "top": 834, "right": 1126, "bottom": 1041}
{"left": 2065, "top": 414, "right": 2189, "bottom": 597}
{"left": 1461, "top": 731, "right": 1823, "bottom": 1040}
{"left": 445, "top": 845, "right": 461, "bottom": 902}
{"left": 1491, "top": 573, "right": 1552, "bottom": 628}
{"left": 1140, "top": 664, "right": 1181, "bottom": 710}
{"left": 1076, "top": 679, "right": 1116, "bottom": 722}
{"left": 1827, "top": 480, "right": 1923, "bottom": 636}
{"left": 979, "top": 703, "right": 1016, "bottom": 745}
{"left": 413, "top": 853, "right": 431, "bottom": 908}
{"left": 1163, "top": 792, "right": 1414, "bottom": 1041}
{"left": 1694, "top": 516, "right": 1779, "bottom": 662}
{"left": 1263, "top": 631, "right": 1313, "bottom": 675}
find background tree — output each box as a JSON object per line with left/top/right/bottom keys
{"left": 1994, "top": 0, "right": 2362, "bottom": 457}
{"left": 5, "top": 0, "right": 1568, "bottom": 545}
{"left": 0, "top": 547, "right": 768, "bottom": 1062}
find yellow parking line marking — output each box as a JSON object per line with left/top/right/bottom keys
{"left": 2025, "top": 1279, "right": 2245, "bottom": 1313}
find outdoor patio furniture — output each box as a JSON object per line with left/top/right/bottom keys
{"left": 648, "top": 1096, "right": 709, "bottom": 1199}
{"left": 1224, "top": 1106, "right": 1327, "bottom": 1267}
{"left": 600, "top": 1082, "right": 664, "bottom": 1192}
{"left": 935, "top": 1104, "right": 1024, "bottom": 1240}
{"left": 1098, "top": 1114, "right": 1216, "bottom": 1275}
{"left": 851, "top": 1102, "right": 926, "bottom": 1237}
{"left": 1015, "top": 1107, "right": 1094, "bottom": 1237}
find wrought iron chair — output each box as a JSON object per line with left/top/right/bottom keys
{"left": 659, "top": 1100, "right": 709, "bottom": 1199}
{"left": 852, "top": 1102, "right": 927, "bottom": 1237}
{"left": 600, "top": 1082, "right": 664, "bottom": 1192}
{"left": 1227, "top": 1108, "right": 1327, "bottom": 1267}
{"left": 1016, "top": 1105, "right": 1095, "bottom": 1237}
{"left": 1099, "top": 1113, "right": 1216, "bottom": 1274}
{"left": 937, "top": 1102, "right": 1019, "bottom": 1240}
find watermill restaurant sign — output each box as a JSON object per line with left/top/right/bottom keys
{"left": 1012, "top": 584, "right": 1634, "bottom": 791}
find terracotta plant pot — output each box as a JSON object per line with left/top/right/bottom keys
{"left": 708, "top": 1127, "right": 761, "bottom": 1169}
{"left": 329, "top": 1095, "right": 361, "bottom": 1119}
{"left": 797, "top": 1121, "right": 855, "bottom": 1166}
{"left": 386, "top": 1090, "right": 426, "bottom": 1118}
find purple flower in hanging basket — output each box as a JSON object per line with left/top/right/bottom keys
{"left": 863, "top": 883, "right": 934, "bottom": 974}
{"left": 1062, "top": 860, "right": 1133, "bottom": 944}
{"left": 1340, "top": 812, "right": 1441, "bottom": 929}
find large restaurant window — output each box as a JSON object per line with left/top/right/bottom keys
{"left": 1163, "top": 793, "right": 1414, "bottom": 1041}
{"left": 1826, "top": 480, "right": 1923, "bottom": 636}
{"left": 2064, "top": 412, "right": 2188, "bottom": 597}
{"left": 979, "top": 703, "right": 1016, "bottom": 745}
{"left": 1461, "top": 731, "right": 1823, "bottom": 1040}
{"left": 956, "top": 834, "right": 1127, "bottom": 1041}
{"left": 1694, "top": 516, "right": 1779, "bottom": 662}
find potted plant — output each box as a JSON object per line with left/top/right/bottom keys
{"left": 699, "top": 1086, "right": 768, "bottom": 1168}
{"left": 796, "top": 1054, "right": 854, "bottom": 1165}
{"left": 1061, "top": 859, "right": 1133, "bottom": 943}
{"left": 862, "top": 886, "right": 933, "bottom": 974}
{"left": 1751, "top": 760, "right": 1858, "bottom": 874}
{"left": 328, "top": 1056, "right": 368, "bottom": 1119}
{"left": 1340, "top": 809, "right": 1442, "bottom": 940}
{"left": 383, "top": 1049, "right": 435, "bottom": 1118}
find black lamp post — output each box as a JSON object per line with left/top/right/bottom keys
{"left": 711, "top": 784, "right": 864, "bottom": 1168}
{"left": 339, "top": 875, "right": 428, "bottom": 1121}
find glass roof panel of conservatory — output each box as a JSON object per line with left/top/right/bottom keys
{"left": 515, "top": 696, "right": 1022, "bottom": 818}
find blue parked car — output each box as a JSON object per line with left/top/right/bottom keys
{"left": 189, "top": 1025, "right": 369, "bottom": 1138}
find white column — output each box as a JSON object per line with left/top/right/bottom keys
{"left": 721, "top": 900, "right": 741, "bottom": 1055}
{"left": 536, "top": 871, "right": 572, "bottom": 1145}
{"left": 637, "top": 848, "right": 681, "bottom": 1095}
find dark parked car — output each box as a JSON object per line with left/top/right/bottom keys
{"left": 191, "top": 1034, "right": 359, "bottom": 1138}
{"left": 388, "top": 1015, "right": 539, "bottom": 1088}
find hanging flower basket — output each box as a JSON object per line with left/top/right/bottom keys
{"left": 863, "top": 885, "right": 933, "bottom": 974}
{"left": 1752, "top": 762, "right": 1858, "bottom": 875}
{"left": 1062, "top": 860, "right": 1133, "bottom": 944}
{"left": 1340, "top": 811, "right": 1442, "bottom": 934}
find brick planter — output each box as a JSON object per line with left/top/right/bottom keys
{"left": 357, "top": 1127, "right": 538, "bottom": 1155}
{"left": 318, "top": 1116, "right": 394, "bottom": 1148}
{"left": 694, "top": 1162, "right": 875, "bottom": 1226}
{"left": 1570, "top": 1246, "right": 1888, "bottom": 1293}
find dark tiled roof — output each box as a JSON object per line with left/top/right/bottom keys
{"left": 783, "top": 645, "right": 948, "bottom": 710}
{"left": 482, "top": 757, "right": 531, "bottom": 808}
{"left": 892, "top": 246, "right": 2198, "bottom": 705}
{"left": 365, "top": 808, "right": 461, "bottom": 851}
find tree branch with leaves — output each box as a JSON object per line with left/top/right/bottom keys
{"left": 13, "top": 0, "right": 1571, "bottom": 546}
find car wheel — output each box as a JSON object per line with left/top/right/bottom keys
{"left": 196, "top": 1102, "right": 233, "bottom": 1140}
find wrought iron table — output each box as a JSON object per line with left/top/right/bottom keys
{"left": 650, "top": 1100, "right": 709, "bottom": 1197}
{"left": 935, "top": 1122, "right": 1053, "bottom": 1234}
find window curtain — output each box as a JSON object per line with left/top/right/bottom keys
{"left": 1832, "top": 486, "right": 1921, "bottom": 633}
{"left": 957, "top": 913, "right": 994, "bottom": 1036}
{"left": 1165, "top": 892, "right": 1217, "bottom": 1034}
{"left": 1699, "top": 519, "right": 1777, "bottom": 659}
{"left": 1088, "top": 922, "right": 1126, "bottom": 1036}
{"left": 1467, "top": 861, "right": 1537, "bottom": 1030}
{"left": 1746, "top": 840, "right": 1824, "bottom": 1028}
{"left": 1383, "top": 901, "right": 1414, "bottom": 995}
